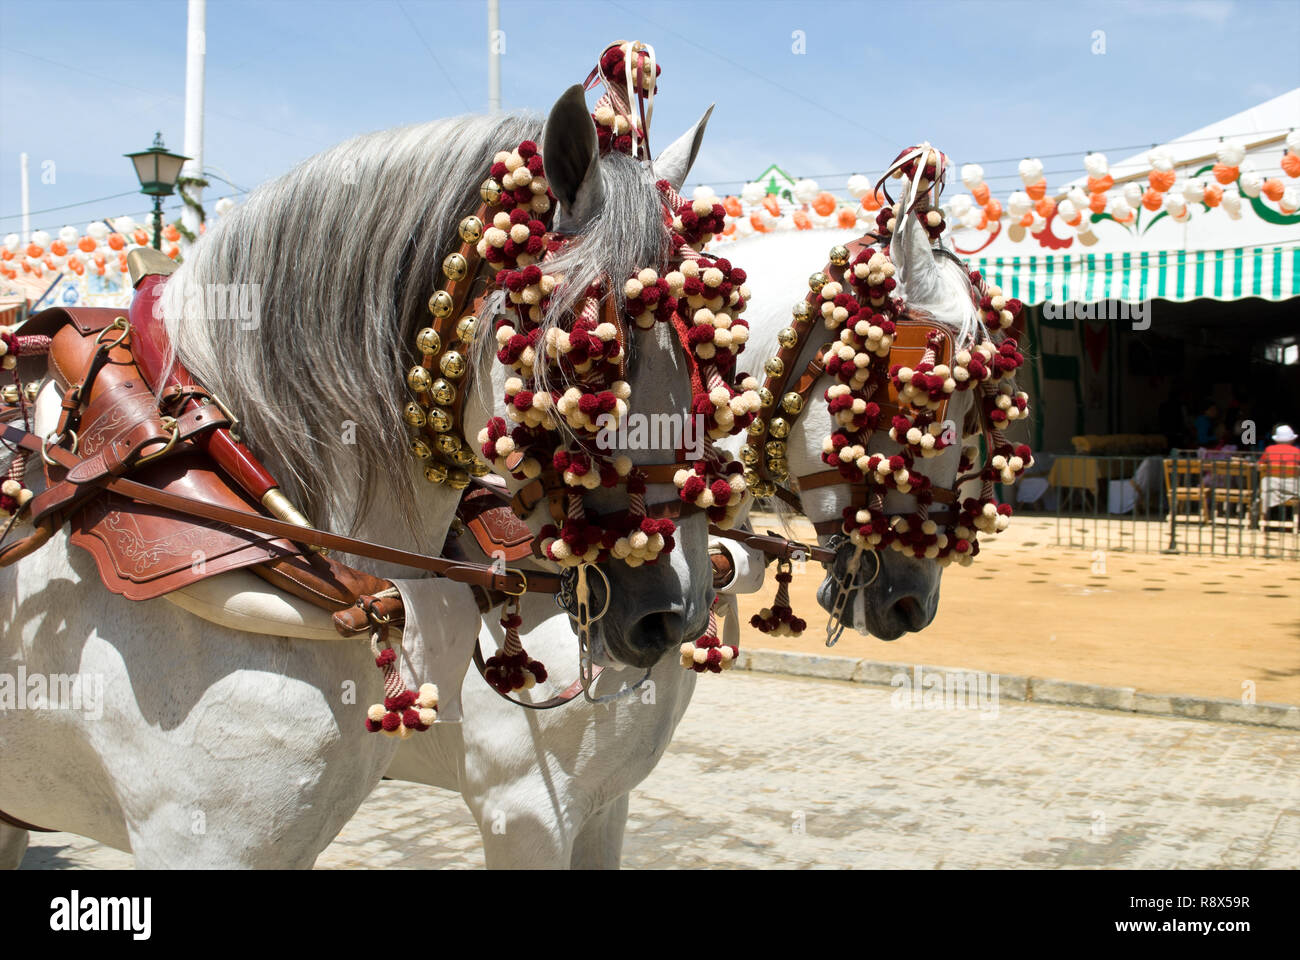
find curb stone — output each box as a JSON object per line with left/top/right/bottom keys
{"left": 733, "top": 648, "right": 1300, "bottom": 731}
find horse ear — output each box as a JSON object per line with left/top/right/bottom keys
{"left": 543, "top": 84, "right": 605, "bottom": 228}
{"left": 654, "top": 104, "right": 714, "bottom": 192}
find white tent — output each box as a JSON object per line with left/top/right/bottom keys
{"left": 952, "top": 89, "right": 1300, "bottom": 305}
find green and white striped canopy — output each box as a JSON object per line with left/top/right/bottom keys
{"left": 966, "top": 241, "right": 1300, "bottom": 304}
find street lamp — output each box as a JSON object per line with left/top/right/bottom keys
{"left": 125, "top": 132, "right": 190, "bottom": 250}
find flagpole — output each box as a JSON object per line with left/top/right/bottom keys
{"left": 19, "top": 153, "right": 30, "bottom": 243}
{"left": 180, "top": 0, "right": 207, "bottom": 256}
{"left": 487, "top": 0, "right": 500, "bottom": 113}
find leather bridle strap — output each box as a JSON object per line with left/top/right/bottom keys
{"left": 2, "top": 423, "right": 561, "bottom": 597}
{"left": 707, "top": 524, "right": 837, "bottom": 565}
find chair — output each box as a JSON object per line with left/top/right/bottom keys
{"left": 1259, "top": 465, "right": 1300, "bottom": 535}
{"left": 1203, "top": 459, "right": 1256, "bottom": 521}
{"left": 1049, "top": 456, "right": 1099, "bottom": 512}
{"left": 1163, "top": 458, "right": 1208, "bottom": 523}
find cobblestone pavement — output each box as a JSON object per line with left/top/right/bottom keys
{"left": 20, "top": 672, "right": 1300, "bottom": 869}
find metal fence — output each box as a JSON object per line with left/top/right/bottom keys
{"left": 1027, "top": 451, "right": 1299, "bottom": 559}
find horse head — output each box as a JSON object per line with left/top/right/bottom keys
{"left": 460, "top": 78, "right": 754, "bottom": 671}
{"left": 727, "top": 145, "right": 1032, "bottom": 642}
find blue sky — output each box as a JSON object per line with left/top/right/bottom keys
{"left": 1, "top": 0, "right": 1297, "bottom": 237}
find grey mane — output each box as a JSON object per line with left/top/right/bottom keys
{"left": 163, "top": 110, "right": 666, "bottom": 537}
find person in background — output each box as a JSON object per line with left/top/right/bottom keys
{"left": 1260, "top": 424, "right": 1300, "bottom": 521}
{"left": 1194, "top": 400, "right": 1219, "bottom": 447}
{"left": 1261, "top": 424, "right": 1300, "bottom": 473}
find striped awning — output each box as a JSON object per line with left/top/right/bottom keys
{"left": 967, "top": 242, "right": 1300, "bottom": 305}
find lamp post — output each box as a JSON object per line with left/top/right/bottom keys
{"left": 125, "top": 133, "right": 190, "bottom": 250}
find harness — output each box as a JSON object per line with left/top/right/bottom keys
{"left": 737, "top": 144, "right": 1034, "bottom": 644}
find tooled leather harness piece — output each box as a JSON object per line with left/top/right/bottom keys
{"left": 0, "top": 272, "right": 560, "bottom": 640}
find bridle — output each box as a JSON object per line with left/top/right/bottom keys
{"left": 823, "top": 537, "right": 882, "bottom": 647}
{"left": 735, "top": 146, "right": 1034, "bottom": 645}
{"left": 403, "top": 49, "right": 765, "bottom": 702}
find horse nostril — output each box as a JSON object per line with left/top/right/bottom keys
{"left": 892, "top": 595, "right": 929, "bottom": 631}
{"left": 627, "top": 611, "right": 684, "bottom": 652}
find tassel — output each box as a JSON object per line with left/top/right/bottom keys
{"left": 483, "top": 596, "right": 548, "bottom": 693}
{"left": 680, "top": 595, "right": 738, "bottom": 673}
{"left": 362, "top": 600, "right": 438, "bottom": 737}
{"left": 749, "top": 558, "right": 807, "bottom": 637}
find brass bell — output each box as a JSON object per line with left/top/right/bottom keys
{"left": 791, "top": 301, "right": 813, "bottom": 322}
{"left": 443, "top": 253, "right": 468, "bottom": 282}
{"left": 24, "top": 381, "right": 40, "bottom": 402}
{"left": 426, "top": 407, "right": 453, "bottom": 433}
{"left": 829, "top": 244, "right": 850, "bottom": 267}
{"left": 747, "top": 418, "right": 766, "bottom": 437}
{"left": 764, "top": 357, "right": 784, "bottom": 377}
{"left": 757, "top": 387, "right": 774, "bottom": 409}
{"left": 765, "top": 440, "right": 787, "bottom": 459}
{"left": 776, "top": 327, "right": 799, "bottom": 349}
{"left": 407, "top": 365, "right": 432, "bottom": 393}
{"left": 743, "top": 468, "right": 761, "bottom": 490}
{"left": 439, "top": 350, "right": 467, "bottom": 379}
{"left": 808, "top": 272, "right": 828, "bottom": 293}
{"left": 480, "top": 178, "right": 503, "bottom": 204}
{"left": 435, "top": 433, "right": 462, "bottom": 455}
{"left": 458, "top": 216, "right": 484, "bottom": 244}
{"left": 769, "top": 417, "right": 790, "bottom": 439}
{"left": 416, "top": 327, "right": 441, "bottom": 355}
{"left": 768, "top": 458, "right": 789, "bottom": 478}
{"left": 424, "top": 463, "right": 449, "bottom": 485}
{"left": 410, "top": 438, "right": 433, "bottom": 461}
{"left": 428, "top": 290, "right": 454, "bottom": 318}
{"left": 1, "top": 385, "right": 18, "bottom": 404}
{"left": 403, "top": 402, "right": 427, "bottom": 428}
{"left": 451, "top": 447, "right": 476, "bottom": 466}
{"left": 431, "top": 378, "right": 456, "bottom": 405}
{"left": 781, "top": 392, "right": 804, "bottom": 415}
{"left": 447, "top": 468, "right": 471, "bottom": 490}
{"left": 740, "top": 445, "right": 760, "bottom": 465}
{"left": 456, "top": 316, "right": 478, "bottom": 343}
{"left": 468, "top": 459, "right": 492, "bottom": 477}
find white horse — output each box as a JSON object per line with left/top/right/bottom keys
{"left": 0, "top": 87, "right": 719, "bottom": 868}
{"left": 378, "top": 204, "right": 1001, "bottom": 869}
{"left": 728, "top": 217, "right": 996, "bottom": 638}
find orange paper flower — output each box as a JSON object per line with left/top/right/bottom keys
{"left": 1212, "top": 163, "right": 1238, "bottom": 185}
{"left": 1148, "top": 169, "right": 1176, "bottom": 192}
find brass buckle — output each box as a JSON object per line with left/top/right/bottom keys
{"left": 40, "top": 429, "right": 78, "bottom": 466}
{"left": 205, "top": 392, "right": 241, "bottom": 433}
{"left": 135, "top": 416, "right": 179, "bottom": 465}
{"left": 500, "top": 568, "right": 529, "bottom": 597}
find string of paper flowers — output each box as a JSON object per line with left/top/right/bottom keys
{"left": 0, "top": 196, "right": 240, "bottom": 286}
{"left": 696, "top": 131, "right": 1300, "bottom": 249}
{"left": 949, "top": 131, "right": 1300, "bottom": 247}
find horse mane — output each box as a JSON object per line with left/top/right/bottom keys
{"left": 163, "top": 110, "right": 666, "bottom": 538}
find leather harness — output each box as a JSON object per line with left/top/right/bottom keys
{"left": 741, "top": 236, "right": 961, "bottom": 537}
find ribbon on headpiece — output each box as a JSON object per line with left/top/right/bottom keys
{"left": 585, "top": 40, "right": 659, "bottom": 160}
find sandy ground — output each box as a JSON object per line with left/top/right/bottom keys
{"left": 732, "top": 513, "right": 1300, "bottom": 705}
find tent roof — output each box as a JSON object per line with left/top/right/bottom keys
{"left": 952, "top": 89, "right": 1300, "bottom": 303}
